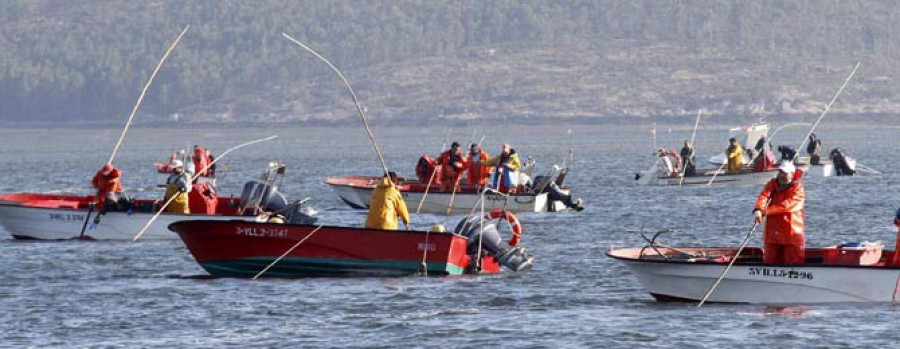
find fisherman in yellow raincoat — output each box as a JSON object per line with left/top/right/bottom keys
{"left": 164, "top": 160, "right": 191, "bottom": 214}
{"left": 365, "top": 172, "right": 410, "bottom": 230}
{"left": 726, "top": 137, "right": 744, "bottom": 173}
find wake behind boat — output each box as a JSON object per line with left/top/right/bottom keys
{"left": 607, "top": 243, "right": 900, "bottom": 304}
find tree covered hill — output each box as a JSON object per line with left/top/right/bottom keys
{"left": 1, "top": 0, "right": 899, "bottom": 124}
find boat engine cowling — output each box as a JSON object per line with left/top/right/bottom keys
{"left": 240, "top": 180, "right": 289, "bottom": 214}
{"left": 454, "top": 216, "right": 535, "bottom": 272}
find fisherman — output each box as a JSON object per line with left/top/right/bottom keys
{"left": 154, "top": 149, "right": 184, "bottom": 173}
{"left": 192, "top": 145, "right": 216, "bottom": 179}
{"left": 365, "top": 172, "right": 410, "bottom": 230}
{"left": 753, "top": 161, "right": 806, "bottom": 264}
{"left": 806, "top": 133, "right": 823, "bottom": 165}
{"left": 679, "top": 140, "right": 696, "bottom": 177}
{"left": 91, "top": 164, "right": 122, "bottom": 208}
{"left": 655, "top": 148, "right": 681, "bottom": 176}
{"left": 465, "top": 143, "right": 491, "bottom": 185}
{"left": 438, "top": 142, "right": 466, "bottom": 191}
{"left": 726, "top": 137, "right": 744, "bottom": 173}
{"left": 752, "top": 136, "right": 776, "bottom": 172}
{"left": 484, "top": 143, "right": 521, "bottom": 193}
{"left": 164, "top": 160, "right": 191, "bottom": 214}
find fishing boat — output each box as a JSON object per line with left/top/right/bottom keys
{"left": 0, "top": 163, "right": 316, "bottom": 240}
{"left": 168, "top": 214, "right": 535, "bottom": 278}
{"left": 635, "top": 165, "right": 779, "bottom": 187}
{"left": 607, "top": 242, "right": 900, "bottom": 304}
{"left": 328, "top": 159, "right": 582, "bottom": 214}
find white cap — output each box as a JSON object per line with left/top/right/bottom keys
{"left": 778, "top": 161, "right": 795, "bottom": 173}
{"left": 171, "top": 159, "right": 184, "bottom": 169}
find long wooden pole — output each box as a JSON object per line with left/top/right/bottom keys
{"left": 107, "top": 25, "right": 191, "bottom": 166}
{"left": 132, "top": 135, "right": 277, "bottom": 241}
{"left": 678, "top": 110, "right": 702, "bottom": 186}
{"left": 253, "top": 224, "right": 325, "bottom": 279}
{"left": 282, "top": 33, "right": 389, "bottom": 177}
{"left": 697, "top": 221, "right": 761, "bottom": 307}
{"left": 699, "top": 63, "right": 861, "bottom": 305}
{"left": 792, "top": 62, "right": 861, "bottom": 161}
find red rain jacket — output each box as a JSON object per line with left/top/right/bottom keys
{"left": 755, "top": 172, "right": 805, "bottom": 246}
{"left": 466, "top": 150, "right": 490, "bottom": 185}
{"left": 91, "top": 168, "right": 122, "bottom": 203}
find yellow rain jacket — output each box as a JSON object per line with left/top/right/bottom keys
{"left": 365, "top": 177, "right": 409, "bottom": 230}
{"left": 726, "top": 143, "right": 744, "bottom": 173}
{"left": 165, "top": 172, "right": 191, "bottom": 214}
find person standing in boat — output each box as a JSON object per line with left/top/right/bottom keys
{"left": 806, "top": 133, "right": 823, "bottom": 165}
{"left": 438, "top": 142, "right": 466, "bottom": 191}
{"left": 752, "top": 136, "right": 776, "bottom": 172}
{"left": 726, "top": 137, "right": 744, "bottom": 173}
{"left": 365, "top": 172, "right": 409, "bottom": 230}
{"left": 91, "top": 164, "right": 123, "bottom": 208}
{"left": 753, "top": 161, "right": 806, "bottom": 264}
{"left": 465, "top": 143, "right": 491, "bottom": 185}
{"left": 192, "top": 145, "right": 211, "bottom": 179}
{"left": 164, "top": 160, "right": 191, "bottom": 214}
{"left": 679, "top": 140, "right": 696, "bottom": 177}
{"left": 484, "top": 143, "right": 521, "bottom": 193}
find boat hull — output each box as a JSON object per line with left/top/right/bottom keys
{"left": 169, "top": 220, "right": 500, "bottom": 278}
{"left": 326, "top": 177, "right": 555, "bottom": 214}
{"left": 637, "top": 169, "right": 777, "bottom": 187}
{"left": 0, "top": 193, "right": 246, "bottom": 240}
{"left": 607, "top": 247, "right": 900, "bottom": 303}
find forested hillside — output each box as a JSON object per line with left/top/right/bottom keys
{"left": 1, "top": 1, "right": 898, "bottom": 124}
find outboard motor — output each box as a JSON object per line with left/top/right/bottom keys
{"left": 453, "top": 216, "right": 535, "bottom": 272}
{"left": 279, "top": 199, "right": 318, "bottom": 225}
{"left": 830, "top": 148, "right": 856, "bottom": 176}
{"left": 777, "top": 145, "right": 796, "bottom": 161}
{"left": 532, "top": 175, "right": 583, "bottom": 212}
{"left": 240, "top": 180, "right": 289, "bottom": 215}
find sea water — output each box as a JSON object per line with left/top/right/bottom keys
{"left": 0, "top": 123, "right": 898, "bottom": 348}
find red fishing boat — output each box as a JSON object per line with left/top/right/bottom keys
{"left": 168, "top": 215, "right": 535, "bottom": 278}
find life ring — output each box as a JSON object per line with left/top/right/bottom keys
{"left": 484, "top": 209, "right": 523, "bottom": 247}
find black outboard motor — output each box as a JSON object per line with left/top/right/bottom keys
{"left": 830, "top": 148, "right": 856, "bottom": 176}
{"left": 777, "top": 145, "right": 796, "bottom": 161}
{"left": 240, "top": 180, "right": 289, "bottom": 215}
{"left": 279, "top": 200, "right": 318, "bottom": 225}
{"left": 453, "top": 216, "right": 535, "bottom": 272}
{"left": 532, "top": 175, "right": 584, "bottom": 212}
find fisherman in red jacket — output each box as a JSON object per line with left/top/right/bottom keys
{"left": 753, "top": 161, "right": 805, "bottom": 264}
{"left": 465, "top": 143, "right": 491, "bottom": 186}
{"left": 91, "top": 164, "right": 122, "bottom": 207}
{"left": 438, "top": 142, "right": 466, "bottom": 191}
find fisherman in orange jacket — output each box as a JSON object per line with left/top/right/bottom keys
{"left": 465, "top": 143, "right": 491, "bottom": 186}
{"left": 438, "top": 142, "right": 466, "bottom": 191}
{"left": 91, "top": 164, "right": 122, "bottom": 208}
{"left": 753, "top": 161, "right": 805, "bottom": 264}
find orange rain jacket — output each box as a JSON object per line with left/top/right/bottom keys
{"left": 755, "top": 172, "right": 805, "bottom": 246}
{"left": 91, "top": 168, "right": 122, "bottom": 205}
{"left": 365, "top": 177, "right": 410, "bottom": 230}
{"left": 438, "top": 149, "right": 466, "bottom": 190}
{"left": 466, "top": 149, "right": 491, "bottom": 185}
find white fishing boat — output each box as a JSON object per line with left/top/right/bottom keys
{"left": 635, "top": 161, "right": 779, "bottom": 187}
{"left": 607, "top": 243, "right": 900, "bottom": 303}
{"left": 0, "top": 164, "right": 316, "bottom": 240}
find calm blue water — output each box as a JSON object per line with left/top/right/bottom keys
{"left": 1, "top": 123, "right": 899, "bottom": 348}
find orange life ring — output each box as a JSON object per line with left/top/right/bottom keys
{"left": 484, "top": 209, "right": 523, "bottom": 247}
